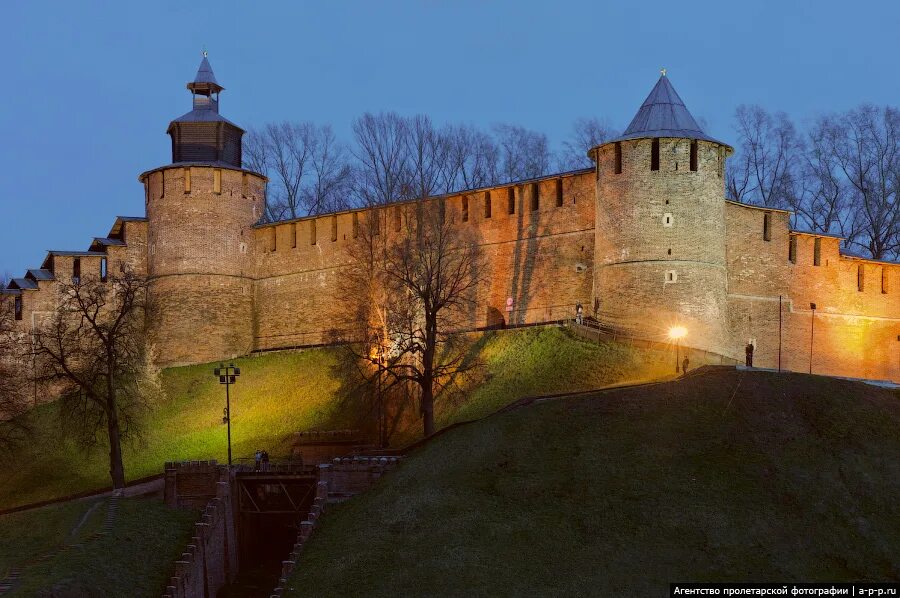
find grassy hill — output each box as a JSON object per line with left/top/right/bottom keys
{"left": 283, "top": 369, "right": 900, "bottom": 596}
{"left": 0, "top": 326, "right": 694, "bottom": 510}
{"left": 0, "top": 496, "right": 196, "bottom": 596}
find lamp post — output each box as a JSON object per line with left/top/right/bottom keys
{"left": 214, "top": 362, "right": 240, "bottom": 466}
{"left": 809, "top": 303, "right": 816, "bottom": 375}
{"left": 669, "top": 326, "right": 687, "bottom": 373}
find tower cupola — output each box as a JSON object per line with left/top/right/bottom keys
{"left": 166, "top": 53, "right": 243, "bottom": 167}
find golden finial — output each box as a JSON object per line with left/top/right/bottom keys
{"left": 660, "top": 67, "right": 667, "bottom": 77}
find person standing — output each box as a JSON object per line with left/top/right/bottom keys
{"left": 254, "top": 449, "right": 262, "bottom": 471}
{"left": 682, "top": 356, "right": 690, "bottom": 375}
{"left": 745, "top": 342, "right": 754, "bottom": 367}
{"left": 575, "top": 303, "right": 584, "bottom": 325}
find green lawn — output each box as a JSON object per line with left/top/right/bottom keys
{"left": 284, "top": 369, "right": 900, "bottom": 596}
{"left": 0, "top": 326, "right": 692, "bottom": 510}
{"left": 0, "top": 496, "right": 197, "bottom": 597}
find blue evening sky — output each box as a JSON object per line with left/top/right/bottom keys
{"left": 1, "top": 0, "right": 898, "bottom": 276}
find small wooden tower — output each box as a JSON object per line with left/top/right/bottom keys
{"left": 166, "top": 53, "right": 243, "bottom": 166}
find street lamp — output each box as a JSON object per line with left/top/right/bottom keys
{"left": 669, "top": 326, "right": 687, "bottom": 373}
{"left": 809, "top": 303, "right": 816, "bottom": 375}
{"left": 214, "top": 362, "right": 240, "bottom": 466}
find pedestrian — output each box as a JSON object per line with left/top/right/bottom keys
{"left": 575, "top": 302, "right": 584, "bottom": 325}
{"left": 682, "top": 356, "right": 689, "bottom": 375}
{"left": 745, "top": 341, "right": 754, "bottom": 367}
{"left": 261, "top": 450, "right": 270, "bottom": 472}
{"left": 254, "top": 449, "right": 262, "bottom": 471}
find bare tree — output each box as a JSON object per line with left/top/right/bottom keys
{"left": 245, "top": 122, "right": 353, "bottom": 220}
{"left": 823, "top": 106, "right": 900, "bottom": 260}
{"left": 342, "top": 200, "right": 483, "bottom": 438}
{"left": 0, "top": 297, "right": 30, "bottom": 453}
{"left": 444, "top": 124, "right": 501, "bottom": 191}
{"left": 727, "top": 105, "right": 802, "bottom": 209}
{"left": 493, "top": 123, "right": 553, "bottom": 183}
{"left": 559, "top": 117, "right": 617, "bottom": 170}
{"left": 352, "top": 112, "right": 413, "bottom": 206}
{"left": 32, "top": 272, "right": 154, "bottom": 492}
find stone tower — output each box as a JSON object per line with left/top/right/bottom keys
{"left": 591, "top": 74, "right": 733, "bottom": 355}
{"left": 139, "top": 55, "right": 267, "bottom": 366}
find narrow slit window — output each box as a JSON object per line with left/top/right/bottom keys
{"left": 394, "top": 206, "right": 402, "bottom": 231}
{"left": 665, "top": 270, "right": 677, "bottom": 283}
{"left": 690, "top": 140, "right": 698, "bottom": 172}
{"left": 461, "top": 196, "right": 469, "bottom": 222}
{"left": 763, "top": 212, "right": 772, "bottom": 241}
{"left": 614, "top": 142, "right": 622, "bottom": 174}
{"left": 507, "top": 187, "right": 515, "bottom": 215}
{"left": 291, "top": 223, "right": 297, "bottom": 249}
{"left": 14, "top": 296, "right": 22, "bottom": 321}
{"left": 158, "top": 171, "right": 165, "bottom": 199}
{"left": 555, "top": 179, "right": 563, "bottom": 207}
{"left": 242, "top": 173, "right": 249, "bottom": 198}
{"left": 184, "top": 167, "right": 191, "bottom": 193}
{"left": 531, "top": 183, "right": 539, "bottom": 211}
{"left": 484, "top": 191, "right": 492, "bottom": 219}
{"left": 270, "top": 228, "right": 277, "bottom": 252}
{"left": 663, "top": 213, "right": 673, "bottom": 227}
{"left": 813, "top": 238, "right": 821, "bottom": 266}
{"left": 857, "top": 264, "right": 864, "bottom": 292}
{"left": 332, "top": 215, "right": 338, "bottom": 241}
{"left": 309, "top": 220, "right": 317, "bottom": 245}
{"left": 717, "top": 148, "right": 724, "bottom": 178}
{"left": 352, "top": 212, "right": 359, "bottom": 238}
{"left": 72, "top": 258, "right": 81, "bottom": 284}
{"left": 100, "top": 258, "right": 108, "bottom": 282}
{"left": 789, "top": 235, "right": 797, "bottom": 263}
{"left": 213, "top": 169, "right": 222, "bottom": 194}
{"left": 882, "top": 267, "right": 889, "bottom": 294}
{"left": 651, "top": 139, "right": 660, "bottom": 171}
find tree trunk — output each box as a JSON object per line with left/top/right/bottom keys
{"left": 421, "top": 379, "right": 434, "bottom": 438}
{"left": 105, "top": 387, "right": 126, "bottom": 492}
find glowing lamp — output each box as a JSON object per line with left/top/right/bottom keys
{"left": 668, "top": 326, "right": 687, "bottom": 340}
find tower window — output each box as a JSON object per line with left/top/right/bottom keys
{"left": 663, "top": 213, "right": 673, "bottom": 227}
{"left": 290, "top": 222, "right": 297, "bottom": 249}
{"left": 461, "top": 196, "right": 469, "bottom": 222}
{"left": 352, "top": 212, "right": 359, "bottom": 238}
{"left": 394, "top": 206, "right": 402, "bottom": 231}
{"left": 242, "top": 173, "right": 249, "bottom": 198}
{"left": 184, "top": 168, "right": 191, "bottom": 193}
{"left": 651, "top": 139, "right": 660, "bottom": 171}
{"left": 484, "top": 191, "right": 492, "bottom": 219}
{"left": 507, "top": 187, "right": 516, "bottom": 215}
{"left": 665, "top": 270, "right": 677, "bottom": 283}
{"left": 763, "top": 212, "right": 772, "bottom": 241}
{"left": 531, "top": 183, "right": 539, "bottom": 211}
{"left": 813, "top": 238, "right": 821, "bottom": 266}
{"left": 882, "top": 267, "right": 889, "bottom": 294}
{"left": 789, "top": 235, "right": 797, "bottom": 263}
{"left": 718, "top": 148, "right": 724, "bottom": 178}
{"left": 72, "top": 258, "right": 81, "bottom": 284}
{"left": 857, "top": 264, "right": 865, "bottom": 292}
{"left": 269, "top": 228, "right": 277, "bottom": 252}
{"left": 690, "top": 140, "right": 698, "bottom": 172}
{"left": 158, "top": 171, "right": 165, "bottom": 199}
{"left": 332, "top": 215, "right": 339, "bottom": 241}
{"left": 14, "top": 296, "right": 22, "bottom": 321}
{"left": 555, "top": 179, "right": 563, "bottom": 207}
{"left": 100, "top": 258, "right": 108, "bottom": 282}
{"left": 213, "top": 169, "right": 222, "bottom": 194}
{"left": 614, "top": 142, "right": 622, "bottom": 174}
{"left": 310, "top": 219, "right": 317, "bottom": 245}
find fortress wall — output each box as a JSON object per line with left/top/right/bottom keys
{"left": 106, "top": 219, "right": 149, "bottom": 276}
{"left": 251, "top": 172, "right": 595, "bottom": 351}
{"left": 725, "top": 201, "right": 900, "bottom": 381}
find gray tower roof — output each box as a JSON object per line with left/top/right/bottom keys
{"left": 611, "top": 74, "right": 728, "bottom": 146}
{"left": 187, "top": 54, "right": 224, "bottom": 94}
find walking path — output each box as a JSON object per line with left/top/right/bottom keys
{"left": 0, "top": 496, "right": 121, "bottom": 596}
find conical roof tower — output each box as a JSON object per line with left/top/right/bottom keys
{"left": 610, "top": 73, "right": 729, "bottom": 147}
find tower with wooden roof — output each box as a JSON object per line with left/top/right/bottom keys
{"left": 139, "top": 54, "right": 267, "bottom": 366}
{"left": 590, "top": 72, "right": 733, "bottom": 355}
